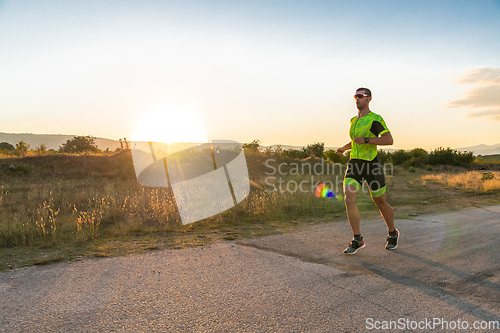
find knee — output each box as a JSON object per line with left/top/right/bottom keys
{"left": 344, "top": 194, "right": 357, "bottom": 207}
{"left": 372, "top": 196, "right": 387, "bottom": 209}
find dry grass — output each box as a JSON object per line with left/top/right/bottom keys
{"left": 0, "top": 151, "right": 346, "bottom": 250}
{"left": 2, "top": 152, "right": 500, "bottom": 271}
{"left": 421, "top": 171, "right": 500, "bottom": 192}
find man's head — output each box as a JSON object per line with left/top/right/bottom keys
{"left": 354, "top": 87, "right": 372, "bottom": 110}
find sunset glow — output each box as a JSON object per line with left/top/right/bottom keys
{"left": 130, "top": 104, "right": 209, "bottom": 144}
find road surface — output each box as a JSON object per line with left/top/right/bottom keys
{"left": 1, "top": 206, "right": 499, "bottom": 332}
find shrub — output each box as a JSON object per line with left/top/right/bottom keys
{"left": 242, "top": 139, "right": 261, "bottom": 153}
{"left": 481, "top": 172, "right": 494, "bottom": 181}
{"left": 15, "top": 141, "right": 30, "bottom": 157}
{"left": 401, "top": 148, "right": 430, "bottom": 169}
{"left": 263, "top": 145, "right": 283, "bottom": 156}
{"left": 390, "top": 149, "right": 411, "bottom": 165}
{"left": 60, "top": 136, "right": 100, "bottom": 154}
{"left": 0, "top": 142, "right": 15, "bottom": 151}
{"left": 324, "top": 150, "right": 349, "bottom": 164}
{"left": 377, "top": 149, "right": 391, "bottom": 164}
{"left": 429, "top": 147, "right": 474, "bottom": 166}
{"left": 282, "top": 148, "right": 309, "bottom": 159}
{"left": 304, "top": 142, "right": 325, "bottom": 158}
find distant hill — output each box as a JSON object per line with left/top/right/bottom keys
{"left": 0, "top": 133, "right": 121, "bottom": 151}
{"left": 454, "top": 143, "right": 500, "bottom": 156}
{"left": 1, "top": 133, "right": 498, "bottom": 155}
{"left": 0, "top": 133, "right": 239, "bottom": 153}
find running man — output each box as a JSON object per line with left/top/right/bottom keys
{"left": 336, "top": 88, "right": 399, "bottom": 254}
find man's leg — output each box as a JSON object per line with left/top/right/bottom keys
{"left": 371, "top": 193, "right": 394, "bottom": 232}
{"left": 344, "top": 184, "right": 360, "bottom": 235}
{"left": 372, "top": 193, "right": 399, "bottom": 249}
{"left": 343, "top": 184, "right": 365, "bottom": 254}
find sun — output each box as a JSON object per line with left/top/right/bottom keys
{"left": 130, "top": 104, "right": 209, "bottom": 144}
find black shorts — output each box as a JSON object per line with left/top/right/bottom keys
{"left": 344, "top": 157, "right": 386, "bottom": 197}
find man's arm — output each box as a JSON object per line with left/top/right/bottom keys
{"left": 353, "top": 132, "right": 393, "bottom": 146}
{"left": 336, "top": 142, "right": 351, "bottom": 155}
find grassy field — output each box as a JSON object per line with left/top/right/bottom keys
{"left": 1, "top": 151, "right": 499, "bottom": 272}
{"left": 475, "top": 154, "right": 500, "bottom": 163}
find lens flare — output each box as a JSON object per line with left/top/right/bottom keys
{"left": 315, "top": 184, "right": 341, "bottom": 200}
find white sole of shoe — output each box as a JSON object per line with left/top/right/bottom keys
{"left": 345, "top": 243, "right": 366, "bottom": 254}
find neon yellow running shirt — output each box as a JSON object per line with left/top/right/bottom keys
{"left": 349, "top": 112, "right": 390, "bottom": 161}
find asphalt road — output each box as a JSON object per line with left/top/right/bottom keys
{"left": 1, "top": 205, "right": 499, "bottom": 332}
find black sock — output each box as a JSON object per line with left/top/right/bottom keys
{"left": 389, "top": 230, "right": 397, "bottom": 236}
{"left": 354, "top": 234, "right": 362, "bottom": 241}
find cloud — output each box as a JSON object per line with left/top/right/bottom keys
{"left": 467, "top": 109, "right": 500, "bottom": 121}
{"left": 448, "top": 84, "right": 500, "bottom": 108}
{"left": 448, "top": 67, "right": 500, "bottom": 121}
{"left": 456, "top": 67, "right": 500, "bottom": 85}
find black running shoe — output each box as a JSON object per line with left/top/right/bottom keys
{"left": 386, "top": 229, "right": 399, "bottom": 250}
{"left": 344, "top": 238, "right": 366, "bottom": 254}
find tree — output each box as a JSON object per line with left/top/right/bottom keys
{"left": 242, "top": 139, "right": 261, "bottom": 153}
{"left": 16, "top": 141, "right": 30, "bottom": 157}
{"left": 0, "top": 142, "right": 15, "bottom": 151}
{"left": 305, "top": 142, "right": 325, "bottom": 158}
{"left": 60, "top": 136, "right": 100, "bottom": 154}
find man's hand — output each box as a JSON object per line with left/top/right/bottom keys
{"left": 353, "top": 137, "right": 366, "bottom": 145}
{"left": 335, "top": 148, "right": 344, "bottom": 156}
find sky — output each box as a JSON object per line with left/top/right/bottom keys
{"left": 1, "top": 0, "right": 499, "bottom": 150}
